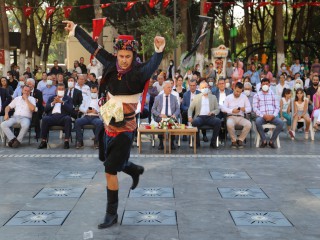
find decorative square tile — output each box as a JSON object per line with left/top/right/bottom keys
{"left": 5, "top": 211, "right": 70, "bottom": 226}
{"left": 307, "top": 189, "right": 320, "bottom": 198}
{"left": 122, "top": 210, "right": 176, "bottom": 225}
{"left": 129, "top": 188, "right": 174, "bottom": 198}
{"left": 54, "top": 171, "right": 96, "bottom": 179}
{"left": 218, "top": 188, "right": 268, "bottom": 199}
{"left": 210, "top": 170, "right": 251, "bottom": 180}
{"left": 34, "top": 188, "right": 86, "bottom": 199}
{"left": 230, "top": 211, "right": 292, "bottom": 227}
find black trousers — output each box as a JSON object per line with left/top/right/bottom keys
{"left": 41, "top": 114, "right": 72, "bottom": 139}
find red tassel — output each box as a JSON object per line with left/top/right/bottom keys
{"left": 163, "top": 0, "right": 171, "bottom": 9}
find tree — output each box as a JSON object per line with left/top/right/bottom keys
{"left": 139, "top": 15, "right": 184, "bottom": 59}
{"left": 0, "top": 2, "right": 10, "bottom": 72}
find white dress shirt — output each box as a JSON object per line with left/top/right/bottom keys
{"left": 159, "top": 89, "right": 180, "bottom": 105}
{"left": 75, "top": 83, "right": 90, "bottom": 97}
{"left": 219, "top": 91, "right": 226, "bottom": 105}
{"left": 52, "top": 102, "right": 62, "bottom": 114}
{"left": 221, "top": 93, "right": 252, "bottom": 117}
{"left": 199, "top": 96, "right": 210, "bottom": 115}
{"left": 9, "top": 96, "right": 36, "bottom": 118}
{"left": 160, "top": 94, "right": 172, "bottom": 116}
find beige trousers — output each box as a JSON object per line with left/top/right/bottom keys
{"left": 226, "top": 116, "right": 252, "bottom": 142}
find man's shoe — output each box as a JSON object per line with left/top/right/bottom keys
{"left": 259, "top": 141, "right": 267, "bottom": 148}
{"left": 94, "top": 140, "right": 99, "bottom": 149}
{"left": 38, "top": 141, "right": 47, "bottom": 149}
{"left": 231, "top": 142, "right": 237, "bottom": 149}
{"left": 8, "top": 138, "right": 15, "bottom": 148}
{"left": 12, "top": 139, "right": 20, "bottom": 148}
{"left": 171, "top": 143, "right": 176, "bottom": 150}
{"left": 237, "top": 140, "right": 244, "bottom": 149}
{"left": 64, "top": 141, "right": 70, "bottom": 149}
{"left": 210, "top": 142, "right": 219, "bottom": 149}
{"left": 158, "top": 142, "right": 164, "bottom": 150}
{"left": 203, "top": 136, "right": 209, "bottom": 142}
{"left": 76, "top": 141, "right": 84, "bottom": 149}
{"left": 269, "top": 141, "right": 276, "bottom": 149}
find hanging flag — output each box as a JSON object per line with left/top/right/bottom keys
{"left": 182, "top": 15, "right": 213, "bottom": 65}
{"left": 149, "top": 0, "right": 159, "bottom": 8}
{"left": 101, "top": 3, "right": 111, "bottom": 9}
{"left": 204, "top": 2, "right": 213, "bottom": 14}
{"left": 92, "top": 18, "right": 107, "bottom": 41}
{"left": 270, "top": 1, "right": 285, "bottom": 6}
{"left": 23, "top": 6, "right": 33, "bottom": 18}
{"left": 80, "top": 4, "right": 92, "bottom": 10}
{"left": 5, "top": 6, "right": 14, "bottom": 11}
{"left": 163, "top": 0, "right": 171, "bottom": 9}
{"left": 125, "top": 1, "right": 137, "bottom": 11}
{"left": 309, "top": 2, "right": 320, "bottom": 6}
{"left": 244, "top": 2, "right": 255, "bottom": 8}
{"left": 46, "top": 7, "right": 56, "bottom": 20}
{"left": 0, "top": 49, "right": 4, "bottom": 65}
{"left": 63, "top": 6, "right": 73, "bottom": 18}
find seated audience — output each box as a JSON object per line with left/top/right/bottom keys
{"left": 41, "top": 75, "right": 57, "bottom": 104}
{"left": 253, "top": 78, "right": 283, "bottom": 148}
{"left": 75, "top": 86, "right": 103, "bottom": 149}
{"left": 188, "top": 81, "right": 221, "bottom": 148}
{"left": 37, "top": 72, "right": 48, "bottom": 91}
{"left": 66, "top": 77, "right": 83, "bottom": 118}
{"left": 1, "top": 85, "right": 36, "bottom": 147}
{"left": 38, "top": 84, "right": 73, "bottom": 149}
{"left": 1, "top": 77, "right": 14, "bottom": 96}
{"left": 221, "top": 82, "right": 252, "bottom": 148}
{"left": 75, "top": 74, "right": 90, "bottom": 97}
{"left": 13, "top": 76, "right": 27, "bottom": 98}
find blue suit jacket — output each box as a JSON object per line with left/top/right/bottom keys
{"left": 151, "top": 93, "right": 180, "bottom": 122}
{"left": 181, "top": 90, "right": 201, "bottom": 112}
{"left": 213, "top": 88, "right": 233, "bottom": 103}
{"left": 45, "top": 95, "right": 74, "bottom": 116}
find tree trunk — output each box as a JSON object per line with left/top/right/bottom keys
{"left": 196, "top": 0, "right": 206, "bottom": 72}
{"left": 275, "top": 4, "right": 284, "bottom": 72}
{"left": 244, "top": 3, "right": 253, "bottom": 58}
{"left": 29, "top": 14, "right": 40, "bottom": 68}
{"left": 221, "top": 7, "right": 230, "bottom": 48}
{"left": 19, "top": 0, "right": 28, "bottom": 74}
{"left": 180, "top": 0, "right": 189, "bottom": 53}
{"left": 208, "top": 11, "right": 214, "bottom": 62}
{"left": 0, "top": 2, "right": 11, "bottom": 72}
{"left": 42, "top": 16, "right": 54, "bottom": 68}
{"left": 93, "top": 0, "right": 104, "bottom": 46}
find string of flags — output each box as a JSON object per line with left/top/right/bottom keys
{"left": 4, "top": 0, "right": 320, "bottom": 19}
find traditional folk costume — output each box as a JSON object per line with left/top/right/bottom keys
{"left": 70, "top": 25, "right": 164, "bottom": 228}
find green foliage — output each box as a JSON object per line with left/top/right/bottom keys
{"left": 138, "top": 15, "right": 184, "bottom": 58}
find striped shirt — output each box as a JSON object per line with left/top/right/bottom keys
{"left": 253, "top": 90, "right": 280, "bottom": 117}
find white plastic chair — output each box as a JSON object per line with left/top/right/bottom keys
{"left": 254, "top": 123, "right": 281, "bottom": 148}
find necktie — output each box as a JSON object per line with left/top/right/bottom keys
{"left": 165, "top": 95, "right": 169, "bottom": 116}
{"left": 69, "top": 90, "right": 72, "bottom": 97}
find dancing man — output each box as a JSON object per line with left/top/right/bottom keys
{"left": 63, "top": 20, "right": 165, "bottom": 228}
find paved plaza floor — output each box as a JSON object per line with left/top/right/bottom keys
{"left": 0, "top": 130, "right": 320, "bottom": 240}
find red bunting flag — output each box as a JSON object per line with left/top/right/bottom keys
{"left": 101, "top": 3, "right": 111, "bottom": 9}
{"left": 46, "top": 7, "right": 56, "bottom": 20}
{"left": 63, "top": 6, "right": 73, "bottom": 18}
{"left": 292, "top": 2, "right": 307, "bottom": 8}
{"left": 80, "top": 4, "right": 92, "bottom": 9}
{"left": 92, "top": 18, "right": 107, "bottom": 41}
{"left": 204, "top": 2, "right": 213, "bottom": 14}
{"left": 223, "top": 2, "right": 235, "bottom": 7}
{"left": 125, "top": 1, "right": 137, "bottom": 11}
{"left": 0, "top": 49, "right": 4, "bottom": 65}
{"left": 163, "top": 0, "right": 171, "bottom": 9}
{"left": 309, "top": 2, "right": 320, "bottom": 6}
{"left": 270, "top": 1, "right": 285, "bottom": 6}
{"left": 244, "top": 2, "right": 255, "bottom": 8}
{"left": 23, "top": 6, "right": 33, "bottom": 18}
{"left": 257, "top": 1, "right": 270, "bottom": 8}
{"left": 149, "top": 0, "right": 160, "bottom": 8}
{"left": 5, "top": 6, "right": 14, "bottom": 11}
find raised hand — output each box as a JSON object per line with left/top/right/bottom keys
{"left": 62, "top": 20, "right": 75, "bottom": 33}
{"left": 154, "top": 36, "right": 165, "bottom": 50}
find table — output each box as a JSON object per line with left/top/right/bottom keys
{"left": 137, "top": 126, "right": 167, "bottom": 153}
{"left": 168, "top": 127, "right": 198, "bottom": 154}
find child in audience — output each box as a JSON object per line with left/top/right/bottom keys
{"left": 280, "top": 89, "right": 293, "bottom": 138}
{"left": 291, "top": 88, "right": 311, "bottom": 139}
{"left": 312, "top": 87, "right": 320, "bottom": 129}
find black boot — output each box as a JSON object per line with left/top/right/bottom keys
{"left": 122, "top": 162, "right": 144, "bottom": 190}
{"left": 98, "top": 189, "right": 118, "bottom": 229}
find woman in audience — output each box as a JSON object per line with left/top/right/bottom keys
{"left": 280, "top": 89, "right": 293, "bottom": 138}
{"left": 173, "top": 75, "right": 186, "bottom": 104}
{"left": 0, "top": 77, "right": 13, "bottom": 96}
{"left": 291, "top": 88, "right": 311, "bottom": 140}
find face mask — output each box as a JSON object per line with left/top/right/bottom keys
{"left": 188, "top": 74, "right": 192, "bottom": 80}
{"left": 47, "top": 80, "right": 53, "bottom": 86}
{"left": 225, "top": 83, "right": 230, "bottom": 88}
{"left": 19, "top": 81, "right": 25, "bottom": 86}
{"left": 170, "top": 62, "right": 173, "bottom": 66}
{"left": 16, "top": 69, "right": 20, "bottom": 72}
{"left": 244, "top": 90, "right": 251, "bottom": 96}
{"left": 282, "top": 66, "right": 286, "bottom": 71}
{"left": 57, "top": 90, "right": 65, "bottom": 97}
{"left": 295, "top": 83, "right": 302, "bottom": 89}
{"left": 301, "top": 67, "right": 305, "bottom": 70}
{"left": 91, "top": 92, "right": 98, "bottom": 99}
{"left": 38, "top": 69, "right": 42, "bottom": 73}
{"left": 68, "top": 82, "right": 74, "bottom": 88}
{"left": 201, "top": 88, "right": 209, "bottom": 95}
{"left": 208, "top": 82, "right": 214, "bottom": 87}
{"left": 92, "top": 60, "right": 97, "bottom": 65}
{"left": 271, "top": 82, "right": 276, "bottom": 86}
{"left": 6, "top": 76, "right": 10, "bottom": 80}
{"left": 262, "top": 85, "right": 269, "bottom": 92}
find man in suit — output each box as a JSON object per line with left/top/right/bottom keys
{"left": 152, "top": 81, "right": 180, "bottom": 150}
{"left": 188, "top": 81, "right": 221, "bottom": 148}
{"left": 26, "top": 78, "right": 43, "bottom": 139}
{"left": 66, "top": 77, "right": 83, "bottom": 118}
{"left": 38, "top": 84, "right": 74, "bottom": 149}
